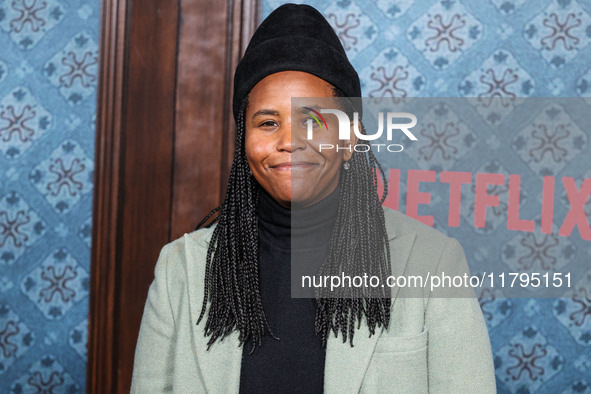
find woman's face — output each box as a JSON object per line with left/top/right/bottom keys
{"left": 245, "top": 71, "right": 355, "bottom": 208}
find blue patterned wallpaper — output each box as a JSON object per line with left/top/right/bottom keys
{"left": 0, "top": 0, "right": 99, "bottom": 392}
{"left": 262, "top": 0, "right": 591, "bottom": 393}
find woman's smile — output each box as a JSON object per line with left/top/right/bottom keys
{"left": 269, "top": 161, "right": 318, "bottom": 171}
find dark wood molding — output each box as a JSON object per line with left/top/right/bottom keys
{"left": 89, "top": 0, "right": 261, "bottom": 392}
{"left": 115, "top": 0, "right": 180, "bottom": 392}
{"left": 88, "top": 0, "right": 180, "bottom": 392}
{"left": 170, "top": 0, "right": 262, "bottom": 239}
{"left": 87, "top": 0, "right": 129, "bottom": 392}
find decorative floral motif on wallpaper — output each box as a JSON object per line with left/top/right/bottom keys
{"left": 0, "top": 0, "right": 98, "bottom": 390}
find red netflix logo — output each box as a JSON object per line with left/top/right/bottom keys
{"left": 376, "top": 169, "right": 591, "bottom": 241}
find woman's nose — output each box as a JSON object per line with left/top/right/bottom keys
{"left": 276, "top": 118, "right": 305, "bottom": 152}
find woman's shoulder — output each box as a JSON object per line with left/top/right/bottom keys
{"left": 162, "top": 224, "right": 217, "bottom": 256}
{"left": 148, "top": 225, "right": 218, "bottom": 308}
{"left": 155, "top": 226, "right": 212, "bottom": 262}
{"left": 381, "top": 206, "right": 470, "bottom": 274}
{"left": 154, "top": 224, "right": 217, "bottom": 283}
{"left": 382, "top": 206, "right": 451, "bottom": 246}
{"left": 183, "top": 224, "right": 217, "bottom": 247}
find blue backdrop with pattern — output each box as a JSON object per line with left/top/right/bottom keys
{"left": 262, "top": 1, "right": 591, "bottom": 393}
{"left": 0, "top": 0, "right": 99, "bottom": 392}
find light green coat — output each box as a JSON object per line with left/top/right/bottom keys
{"left": 131, "top": 208, "right": 497, "bottom": 393}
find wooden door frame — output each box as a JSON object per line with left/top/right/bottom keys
{"left": 87, "top": 0, "right": 261, "bottom": 392}
{"left": 87, "top": 0, "right": 128, "bottom": 391}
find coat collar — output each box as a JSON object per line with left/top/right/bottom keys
{"left": 188, "top": 209, "right": 416, "bottom": 393}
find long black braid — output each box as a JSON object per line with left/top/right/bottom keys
{"left": 196, "top": 88, "right": 392, "bottom": 350}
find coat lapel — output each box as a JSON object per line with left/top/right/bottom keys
{"left": 324, "top": 230, "right": 417, "bottom": 393}
{"left": 192, "top": 329, "right": 242, "bottom": 393}
{"left": 189, "top": 232, "right": 243, "bottom": 393}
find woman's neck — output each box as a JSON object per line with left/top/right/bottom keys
{"left": 256, "top": 183, "right": 340, "bottom": 251}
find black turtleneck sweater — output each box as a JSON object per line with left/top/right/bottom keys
{"left": 238, "top": 184, "right": 340, "bottom": 393}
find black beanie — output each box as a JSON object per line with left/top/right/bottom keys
{"left": 232, "top": 3, "right": 362, "bottom": 122}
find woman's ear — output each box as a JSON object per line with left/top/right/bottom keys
{"left": 342, "top": 121, "right": 359, "bottom": 162}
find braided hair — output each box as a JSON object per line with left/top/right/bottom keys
{"left": 195, "top": 87, "right": 392, "bottom": 350}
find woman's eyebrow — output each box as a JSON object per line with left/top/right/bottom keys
{"left": 251, "top": 109, "right": 280, "bottom": 119}
{"left": 297, "top": 104, "right": 323, "bottom": 114}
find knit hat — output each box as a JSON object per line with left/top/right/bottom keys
{"left": 232, "top": 3, "right": 362, "bottom": 122}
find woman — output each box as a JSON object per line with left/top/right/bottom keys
{"left": 131, "top": 4, "right": 496, "bottom": 393}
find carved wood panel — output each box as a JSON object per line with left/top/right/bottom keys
{"left": 88, "top": 1, "right": 260, "bottom": 392}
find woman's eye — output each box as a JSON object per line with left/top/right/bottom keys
{"left": 301, "top": 117, "right": 319, "bottom": 128}
{"left": 258, "top": 120, "right": 278, "bottom": 128}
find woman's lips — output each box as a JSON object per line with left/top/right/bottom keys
{"left": 270, "top": 161, "right": 317, "bottom": 171}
